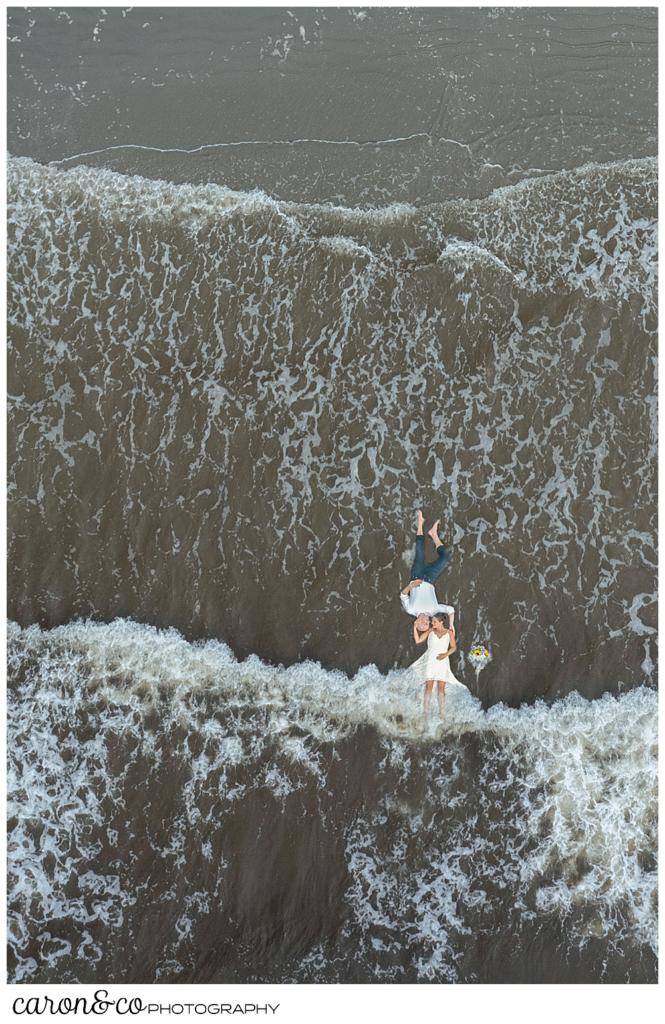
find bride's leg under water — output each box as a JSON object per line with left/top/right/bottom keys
{"left": 423, "top": 680, "right": 434, "bottom": 720}
{"left": 437, "top": 680, "right": 447, "bottom": 719}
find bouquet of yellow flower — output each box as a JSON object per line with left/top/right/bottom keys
{"left": 468, "top": 645, "right": 491, "bottom": 670}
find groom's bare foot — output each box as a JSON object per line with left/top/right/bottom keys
{"left": 416, "top": 509, "right": 424, "bottom": 535}
{"left": 428, "top": 520, "right": 441, "bottom": 546}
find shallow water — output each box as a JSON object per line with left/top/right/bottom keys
{"left": 7, "top": 153, "right": 657, "bottom": 703}
{"left": 6, "top": 6, "right": 658, "bottom": 984}
{"left": 6, "top": 620, "right": 658, "bottom": 984}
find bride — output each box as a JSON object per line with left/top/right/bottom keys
{"left": 411, "top": 611, "right": 459, "bottom": 721}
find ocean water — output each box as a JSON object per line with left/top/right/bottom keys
{"left": 6, "top": 7, "right": 658, "bottom": 984}
{"left": 6, "top": 619, "right": 658, "bottom": 983}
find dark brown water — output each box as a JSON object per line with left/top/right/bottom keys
{"left": 6, "top": 6, "right": 657, "bottom": 985}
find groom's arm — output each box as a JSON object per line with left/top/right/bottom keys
{"left": 436, "top": 603, "right": 455, "bottom": 626}
{"left": 400, "top": 579, "right": 422, "bottom": 614}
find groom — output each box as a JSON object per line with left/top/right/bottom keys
{"left": 400, "top": 510, "right": 455, "bottom": 630}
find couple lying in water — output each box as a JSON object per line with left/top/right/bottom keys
{"left": 400, "top": 510, "right": 460, "bottom": 720}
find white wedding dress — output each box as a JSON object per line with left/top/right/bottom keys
{"left": 411, "top": 629, "right": 461, "bottom": 684}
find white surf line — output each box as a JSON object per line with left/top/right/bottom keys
{"left": 49, "top": 132, "right": 476, "bottom": 165}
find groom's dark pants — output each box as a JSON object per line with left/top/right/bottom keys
{"left": 409, "top": 535, "right": 451, "bottom": 584}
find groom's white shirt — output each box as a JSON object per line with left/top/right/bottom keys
{"left": 400, "top": 581, "right": 454, "bottom": 620}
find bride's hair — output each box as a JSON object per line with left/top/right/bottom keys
{"left": 431, "top": 612, "right": 449, "bottom": 629}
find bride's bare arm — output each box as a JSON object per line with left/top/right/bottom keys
{"left": 413, "top": 622, "right": 430, "bottom": 644}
